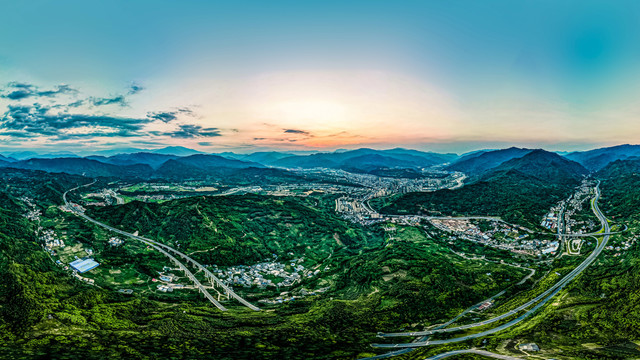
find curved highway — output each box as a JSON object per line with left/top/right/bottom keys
{"left": 64, "top": 182, "right": 260, "bottom": 311}
{"left": 373, "top": 182, "right": 610, "bottom": 348}
{"left": 425, "top": 349, "right": 524, "bottom": 360}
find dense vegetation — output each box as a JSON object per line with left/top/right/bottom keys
{"left": 5, "top": 150, "right": 640, "bottom": 359}
{"left": 0, "top": 170, "right": 531, "bottom": 360}
{"left": 87, "top": 194, "right": 373, "bottom": 266}
{"left": 445, "top": 147, "right": 533, "bottom": 176}
{"left": 374, "top": 170, "right": 572, "bottom": 229}
{"left": 374, "top": 150, "right": 586, "bottom": 229}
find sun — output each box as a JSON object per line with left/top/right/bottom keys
{"left": 274, "top": 99, "right": 348, "bottom": 131}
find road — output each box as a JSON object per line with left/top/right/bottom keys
{"left": 363, "top": 290, "right": 510, "bottom": 359}
{"left": 64, "top": 182, "right": 260, "bottom": 311}
{"left": 425, "top": 349, "right": 524, "bottom": 360}
{"left": 372, "top": 182, "right": 610, "bottom": 348}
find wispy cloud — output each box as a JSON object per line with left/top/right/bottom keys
{"left": 128, "top": 83, "right": 144, "bottom": 95}
{"left": 1, "top": 82, "right": 78, "bottom": 100}
{"left": 283, "top": 128, "right": 310, "bottom": 135}
{"left": 90, "top": 95, "right": 127, "bottom": 107}
{"left": 87, "top": 83, "right": 145, "bottom": 107}
{"left": 156, "top": 124, "right": 222, "bottom": 139}
{"left": 147, "top": 108, "right": 194, "bottom": 123}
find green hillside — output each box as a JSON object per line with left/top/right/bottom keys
{"left": 374, "top": 150, "right": 586, "bottom": 228}
{"left": 86, "top": 194, "right": 371, "bottom": 266}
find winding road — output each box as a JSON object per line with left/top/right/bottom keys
{"left": 372, "top": 182, "right": 611, "bottom": 350}
{"left": 425, "top": 349, "right": 524, "bottom": 360}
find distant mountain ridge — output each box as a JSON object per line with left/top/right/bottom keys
{"left": 0, "top": 157, "right": 154, "bottom": 178}
{"left": 86, "top": 153, "right": 180, "bottom": 169}
{"left": 271, "top": 148, "right": 458, "bottom": 171}
{"left": 566, "top": 144, "right": 640, "bottom": 171}
{"left": 2, "top": 144, "right": 639, "bottom": 180}
{"left": 446, "top": 147, "right": 533, "bottom": 177}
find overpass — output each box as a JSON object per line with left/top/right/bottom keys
{"left": 64, "top": 182, "right": 260, "bottom": 311}
{"left": 372, "top": 181, "right": 611, "bottom": 349}
{"left": 425, "top": 349, "right": 524, "bottom": 360}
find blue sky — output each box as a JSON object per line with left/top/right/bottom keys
{"left": 2, "top": 0, "right": 640, "bottom": 154}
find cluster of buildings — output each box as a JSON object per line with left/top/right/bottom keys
{"left": 519, "top": 343, "right": 540, "bottom": 352}
{"left": 542, "top": 182, "right": 598, "bottom": 234}
{"left": 153, "top": 271, "right": 186, "bottom": 292}
{"left": 540, "top": 212, "right": 559, "bottom": 230}
{"left": 607, "top": 236, "right": 636, "bottom": 257}
{"left": 326, "top": 168, "right": 465, "bottom": 225}
{"left": 73, "top": 272, "right": 95, "bottom": 285}
{"left": 108, "top": 237, "right": 124, "bottom": 246}
{"left": 62, "top": 202, "right": 86, "bottom": 214}
{"left": 81, "top": 189, "right": 123, "bottom": 207}
{"left": 156, "top": 283, "right": 186, "bottom": 292}
{"left": 41, "top": 229, "right": 65, "bottom": 253}
{"left": 477, "top": 301, "right": 494, "bottom": 311}
{"left": 21, "top": 197, "right": 41, "bottom": 221}
{"left": 432, "top": 218, "right": 559, "bottom": 255}
{"left": 130, "top": 194, "right": 178, "bottom": 202}
{"left": 210, "top": 257, "right": 323, "bottom": 289}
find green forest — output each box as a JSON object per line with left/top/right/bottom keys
{"left": 0, "top": 170, "right": 531, "bottom": 360}
{"left": 372, "top": 170, "right": 576, "bottom": 229}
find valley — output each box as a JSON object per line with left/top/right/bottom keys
{"left": 1, "top": 146, "right": 640, "bottom": 359}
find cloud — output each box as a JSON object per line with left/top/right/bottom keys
{"left": 198, "top": 141, "right": 213, "bottom": 146}
{"left": 147, "top": 108, "right": 193, "bottom": 123}
{"left": 0, "top": 103, "right": 151, "bottom": 140}
{"left": 67, "top": 100, "right": 85, "bottom": 108}
{"left": 90, "top": 95, "right": 127, "bottom": 107}
{"left": 283, "top": 128, "right": 310, "bottom": 135}
{"left": 36, "top": 84, "right": 78, "bottom": 97}
{"left": 7, "top": 82, "right": 32, "bottom": 89}
{"left": 2, "top": 82, "right": 36, "bottom": 100}
{"left": 0, "top": 80, "right": 223, "bottom": 145}
{"left": 1, "top": 82, "right": 78, "bottom": 100}
{"left": 88, "top": 83, "right": 145, "bottom": 107}
{"left": 161, "top": 124, "right": 222, "bottom": 139}
{"left": 128, "top": 83, "right": 145, "bottom": 95}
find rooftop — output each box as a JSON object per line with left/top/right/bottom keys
{"left": 69, "top": 258, "right": 100, "bottom": 273}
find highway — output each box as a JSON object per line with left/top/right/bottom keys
{"left": 372, "top": 182, "right": 610, "bottom": 348}
{"left": 425, "top": 349, "right": 524, "bottom": 360}
{"left": 64, "top": 182, "right": 260, "bottom": 311}
{"left": 363, "top": 290, "right": 510, "bottom": 359}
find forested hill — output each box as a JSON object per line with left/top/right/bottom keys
{"left": 598, "top": 158, "right": 640, "bottom": 220}
{"left": 0, "top": 168, "right": 87, "bottom": 207}
{"left": 374, "top": 150, "right": 586, "bottom": 229}
{"left": 484, "top": 149, "right": 587, "bottom": 184}
{"left": 445, "top": 147, "right": 533, "bottom": 177}
{"left": 596, "top": 158, "right": 640, "bottom": 180}
{"left": 86, "top": 194, "right": 370, "bottom": 266}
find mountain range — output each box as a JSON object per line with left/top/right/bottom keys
{"left": 565, "top": 144, "right": 640, "bottom": 171}
{"left": 3, "top": 144, "right": 640, "bottom": 180}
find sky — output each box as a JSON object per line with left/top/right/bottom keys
{"left": 2, "top": 0, "right": 640, "bottom": 154}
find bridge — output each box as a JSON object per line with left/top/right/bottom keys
{"left": 64, "top": 182, "right": 260, "bottom": 311}
{"left": 371, "top": 181, "right": 612, "bottom": 350}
